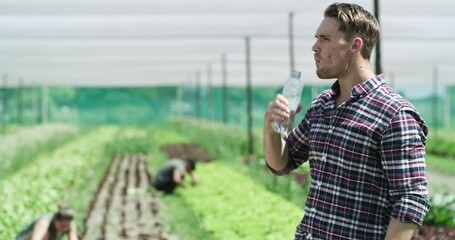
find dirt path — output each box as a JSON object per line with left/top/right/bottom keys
{"left": 82, "top": 154, "right": 180, "bottom": 240}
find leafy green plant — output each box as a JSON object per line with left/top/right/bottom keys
{"left": 167, "top": 117, "right": 263, "bottom": 159}
{"left": 426, "top": 137, "right": 455, "bottom": 158}
{"left": 177, "top": 161, "right": 304, "bottom": 240}
{"left": 105, "top": 136, "right": 154, "bottom": 156}
{"left": 0, "top": 126, "right": 118, "bottom": 239}
{"left": 425, "top": 154, "right": 455, "bottom": 174}
{"left": 163, "top": 118, "right": 310, "bottom": 206}
{"left": 0, "top": 124, "right": 78, "bottom": 166}
{"left": 424, "top": 193, "right": 455, "bottom": 227}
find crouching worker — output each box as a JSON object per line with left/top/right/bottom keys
{"left": 152, "top": 158, "right": 199, "bottom": 194}
{"left": 16, "top": 206, "right": 78, "bottom": 240}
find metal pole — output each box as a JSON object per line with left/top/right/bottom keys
{"left": 17, "top": 78, "right": 24, "bottom": 125}
{"left": 245, "top": 37, "right": 253, "bottom": 157}
{"left": 41, "top": 85, "right": 48, "bottom": 124}
{"left": 176, "top": 82, "right": 183, "bottom": 116}
{"left": 195, "top": 71, "right": 202, "bottom": 118}
{"left": 186, "top": 75, "right": 191, "bottom": 117}
{"left": 374, "top": 0, "right": 383, "bottom": 74}
{"left": 221, "top": 53, "right": 228, "bottom": 124}
{"left": 289, "top": 12, "right": 295, "bottom": 73}
{"left": 433, "top": 65, "right": 438, "bottom": 137}
{"left": 1, "top": 73, "right": 7, "bottom": 133}
{"left": 207, "top": 63, "right": 213, "bottom": 120}
{"left": 31, "top": 84, "right": 38, "bottom": 125}
{"left": 445, "top": 84, "right": 451, "bottom": 129}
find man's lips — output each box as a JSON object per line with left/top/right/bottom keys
{"left": 314, "top": 54, "right": 321, "bottom": 64}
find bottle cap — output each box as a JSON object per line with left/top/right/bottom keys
{"left": 291, "top": 70, "right": 301, "bottom": 79}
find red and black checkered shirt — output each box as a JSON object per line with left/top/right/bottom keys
{"left": 270, "top": 75, "right": 430, "bottom": 239}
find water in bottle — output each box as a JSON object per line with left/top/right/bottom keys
{"left": 274, "top": 70, "right": 303, "bottom": 137}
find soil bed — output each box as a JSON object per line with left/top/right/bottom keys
{"left": 81, "top": 154, "right": 179, "bottom": 240}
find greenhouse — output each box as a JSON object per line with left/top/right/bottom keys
{"left": 1, "top": 0, "right": 454, "bottom": 239}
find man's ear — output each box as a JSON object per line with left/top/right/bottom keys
{"left": 351, "top": 37, "right": 363, "bottom": 53}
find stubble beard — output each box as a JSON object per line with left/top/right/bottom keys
{"left": 316, "top": 66, "right": 333, "bottom": 79}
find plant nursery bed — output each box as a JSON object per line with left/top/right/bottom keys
{"left": 81, "top": 154, "right": 180, "bottom": 240}
{"left": 161, "top": 143, "right": 214, "bottom": 162}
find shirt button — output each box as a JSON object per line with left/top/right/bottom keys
{"left": 317, "top": 181, "right": 322, "bottom": 187}
{"left": 328, "top": 129, "right": 333, "bottom": 134}
{"left": 321, "top": 155, "right": 326, "bottom": 161}
{"left": 306, "top": 233, "right": 312, "bottom": 239}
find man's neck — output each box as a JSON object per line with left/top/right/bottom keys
{"left": 336, "top": 60, "right": 376, "bottom": 107}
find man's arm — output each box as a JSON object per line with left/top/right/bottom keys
{"left": 68, "top": 227, "right": 79, "bottom": 240}
{"left": 31, "top": 218, "right": 50, "bottom": 240}
{"left": 384, "top": 218, "right": 417, "bottom": 240}
{"left": 173, "top": 169, "right": 185, "bottom": 187}
{"left": 263, "top": 94, "right": 292, "bottom": 171}
{"left": 380, "top": 110, "right": 430, "bottom": 239}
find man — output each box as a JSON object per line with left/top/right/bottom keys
{"left": 264, "top": 3, "right": 429, "bottom": 240}
{"left": 16, "top": 206, "right": 78, "bottom": 240}
{"left": 152, "top": 158, "right": 198, "bottom": 194}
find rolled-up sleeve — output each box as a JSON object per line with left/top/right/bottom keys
{"left": 380, "top": 108, "right": 430, "bottom": 225}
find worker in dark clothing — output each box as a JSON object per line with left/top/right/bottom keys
{"left": 152, "top": 158, "right": 198, "bottom": 194}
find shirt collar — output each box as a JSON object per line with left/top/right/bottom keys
{"left": 331, "top": 74, "right": 386, "bottom": 99}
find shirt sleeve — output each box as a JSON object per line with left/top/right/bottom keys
{"left": 380, "top": 108, "right": 430, "bottom": 225}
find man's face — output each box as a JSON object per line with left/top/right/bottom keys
{"left": 54, "top": 219, "right": 71, "bottom": 233}
{"left": 312, "top": 17, "right": 352, "bottom": 79}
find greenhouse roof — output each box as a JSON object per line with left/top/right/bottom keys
{"left": 0, "top": 0, "right": 454, "bottom": 87}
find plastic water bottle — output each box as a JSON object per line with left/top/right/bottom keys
{"left": 274, "top": 70, "right": 303, "bottom": 137}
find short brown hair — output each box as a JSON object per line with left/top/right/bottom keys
{"left": 324, "top": 3, "right": 380, "bottom": 59}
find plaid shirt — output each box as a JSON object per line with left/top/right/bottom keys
{"left": 270, "top": 75, "right": 430, "bottom": 239}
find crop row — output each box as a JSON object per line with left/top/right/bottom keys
{"left": 0, "top": 123, "right": 77, "bottom": 168}
{"left": 0, "top": 126, "right": 118, "bottom": 239}
{"left": 177, "top": 161, "right": 304, "bottom": 240}
{"left": 83, "top": 153, "right": 177, "bottom": 240}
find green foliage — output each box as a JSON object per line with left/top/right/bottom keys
{"left": 177, "top": 161, "right": 303, "bottom": 240}
{"left": 146, "top": 121, "right": 309, "bottom": 239}
{"left": 425, "top": 154, "right": 455, "bottom": 175}
{"left": 1, "top": 132, "right": 79, "bottom": 179}
{"left": 163, "top": 118, "right": 310, "bottom": 207}
{"left": 167, "top": 118, "right": 262, "bottom": 159}
{"left": 50, "top": 86, "right": 76, "bottom": 106}
{"left": 426, "top": 137, "right": 455, "bottom": 158}
{"left": 156, "top": 193, "right": 216, "bottom": 240}
{"left": 0, "top": 127, "right": 118, "bottom": 239}
{"left": 106, "top": 129, "right": 155, "bottom": 156}
{"left": 424, "top": 193, "right": 455, "bottom": 227}
{"left": 0, "top": 124, "right": 78, "bottom": 177}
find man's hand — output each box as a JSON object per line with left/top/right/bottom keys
{"left": 264, "top": 94, "right": 302, "bottom": 134}
{"left": 265, "top": 94, "right": 291, "bottom": 126}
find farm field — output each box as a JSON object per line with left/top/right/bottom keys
{"left": 0, "top": 119, "right": 454, "bottom": 240}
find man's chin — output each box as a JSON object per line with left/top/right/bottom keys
{"left": 316, "top": 71, "right": 336, "bottom": 80}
